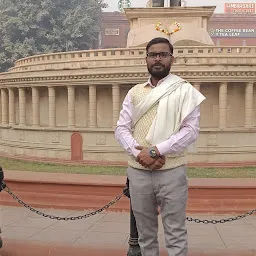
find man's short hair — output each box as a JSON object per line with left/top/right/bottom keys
{"left": 146, "top": 37, "right": 174, "bottom": 54}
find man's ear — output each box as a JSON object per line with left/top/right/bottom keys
{"left": 171, "top": 55, "right": 175, "bottom": 64}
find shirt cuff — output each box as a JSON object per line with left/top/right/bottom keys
{"left": 133, "top": 148, "right": 141, "bottom": 158}
{"left": 156, "top": 141, "right": 171, "bottom": 156}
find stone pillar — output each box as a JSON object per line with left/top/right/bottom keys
{"left": 193, "top": 83, "right": 200, "bottom": 91}
{"left": 202, "top": 17, "right": 208, "bottom": 30}
{"left": 68, "top": 86, "right": 75, "bottom": 128}
{"left": 112, "top": 84, "right": 120, "bottom": 128}
{"left": 245, "top": 82, "right": 254, "bottom": 128}
{"left": 219, "top": 82, "right": 228, "bottom": 129}
{"left": 89, "top": 85, "right": 97, "bottom": 127}
{"left": 8, "top": 88, "right": 16, "bottom": 125}
{"left": 48, "top": 86, "right": 56, "bottom": 127}
{"left": 1, "top": 88, "right": 8, "bottom": 124}
{"left": 19, "top": 87, "right": 26, "bottom": 126}
{"left": 32, "top": 87, "right": 40, "bottom": 126}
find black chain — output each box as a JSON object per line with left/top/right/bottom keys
{"left": 3, "top": 183, "right": 123, "bottom": 221}
{"left": 186, "top": 209, "right": 256, "bottom": 224}
{"left": 1, "top": 182, "right": 256, "bottom": 223}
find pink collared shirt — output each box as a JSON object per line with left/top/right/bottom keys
{"left": 115, "top": 74, "right": 200, "bottom": 157}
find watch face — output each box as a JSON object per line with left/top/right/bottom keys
{"left": 150, "top": 149, "right": 157, "bottom": 158}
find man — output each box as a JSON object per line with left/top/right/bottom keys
{"left": 115, "top": 37, "right": 205, "bottom": 256}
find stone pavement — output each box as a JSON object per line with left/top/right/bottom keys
{"left": 0, "top": 205, "right": 256, "bottom": 255}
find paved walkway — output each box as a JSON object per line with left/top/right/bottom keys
{"left": 0, "top": 205, "right": 256, "bottom": 255}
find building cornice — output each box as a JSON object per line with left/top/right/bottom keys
{"left": 0, "top": 70, "right": 255, "bottom": 86}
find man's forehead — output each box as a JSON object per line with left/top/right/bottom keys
{"left": 148, "top": 43, "right": 170, "bottom": 51}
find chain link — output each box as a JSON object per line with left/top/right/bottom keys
{"left": 3, "top": 184, "right": 123, "bottom": 221}
{"left": 186, "top": 208, "right": 256, "bottom": 224}
{"left": 2, "top": 182, "right": 256, "bottom": 223}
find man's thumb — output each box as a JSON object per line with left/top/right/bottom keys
{"left": 135, "top": 146, "right": 144, "bottom": 150}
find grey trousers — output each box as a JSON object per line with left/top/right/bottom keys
{"left": 126, "top": 165, "right": 188, "bottom": 256}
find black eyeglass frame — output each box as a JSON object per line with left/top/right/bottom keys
{"left": 146, "top": 52, "right": 173, "bottom": 59}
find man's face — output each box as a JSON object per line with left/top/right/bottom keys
{"left": 146, "top": 43, "right": 174, "bottom": 79}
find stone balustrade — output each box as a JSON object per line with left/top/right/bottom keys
{"left": 5, "top": 46, "right": 256, "bottom": 73}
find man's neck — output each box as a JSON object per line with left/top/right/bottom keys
{"left": 150, "top": 74, "right": 170, "bottom": 87}
{"left": 150, "top": 77, "right": 160, "bottom": 87}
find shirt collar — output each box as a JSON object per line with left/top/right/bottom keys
{"left": 142, "top": 73, "right": 172, "bottom": 88}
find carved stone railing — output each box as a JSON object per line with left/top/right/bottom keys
{"left": 6, "top": 46, "right": 256, "bottom": 73}
{"left": 9, "top": 48, "right": 147, "bottom": 72}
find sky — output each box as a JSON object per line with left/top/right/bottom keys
{"left": 103, "top": 0, "right": 256, "bottom": 13}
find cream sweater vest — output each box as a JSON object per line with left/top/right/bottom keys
{"left": 128, "top": 84, "right": 187, "bottom": 171}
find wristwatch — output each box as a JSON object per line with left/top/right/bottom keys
{"left": 149, "top": 147, "right": 158, "bottom": 159}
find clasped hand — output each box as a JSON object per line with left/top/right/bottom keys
{"left": 135, "top": 146, "right": 166, "bottom": 170}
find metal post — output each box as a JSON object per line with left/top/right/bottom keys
{"left": 128, "top": 202, "right": 139, "bottom": 246}
{"left": 124, "top": 178, "right": 141, "bottom": 256}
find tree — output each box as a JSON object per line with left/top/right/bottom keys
{"left": 0, "top": 0, "right": 107, "bottom": 72}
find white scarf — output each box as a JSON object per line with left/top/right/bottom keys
{"left": 132, "top": 75, "right": 206, "bottom": 145}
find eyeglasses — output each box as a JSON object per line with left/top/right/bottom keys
{"left": 146, "top": 52, "right": 173, "bottom": 59}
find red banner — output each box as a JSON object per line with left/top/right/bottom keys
{"left": 224, "top": 3, "right": 255, "bottom": 13}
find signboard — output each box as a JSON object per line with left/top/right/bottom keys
{"left": 118, "top": 0, "right": 131, "bottom": 12}
{"left": 105, "top": 28, "right": 120, "bottom": 36}
{"left": 209, "top": 28, "right": 256, "bottom": 37}
{"left": 224, "top": 3, "right": 255, "bottom": 13}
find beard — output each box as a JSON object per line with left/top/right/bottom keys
{"left": 147, "top": 63, "right": 171, "bottom": 79}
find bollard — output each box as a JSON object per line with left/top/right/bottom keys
{"left": 124, "top": 178, "right": 141, "bottom": 256}
{"left": 0, "top": 166, "right": 4, "bottom": 248}
{"left": 127, "top": 202, "right": 141, "bottom": 256}
{"left": 0, "top": 166, "right": 4, "bottom": 188}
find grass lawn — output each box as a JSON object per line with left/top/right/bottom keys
{"left": 0, "top": 156, "right": 256, "bottom": 178}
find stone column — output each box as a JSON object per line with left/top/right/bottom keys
{"left": 112, "top": 84, "right": 120, "bottom": 128}
{"left": 89, "top": 85, "right": 97, "bottom": 127}
{"left": 67, "top": 86, "right": 75, "bottom": 128}
{"left": 48, "top": 86, "right": 56, "bottom": 127}
{"left": 202, "top": 17, "right": 208, "bottom": 30}
{"left": 1, "top": 88, "right": 8, "bottom": 124}
{"left": 245, "top": 82, "right": 254, "bottom": 128}
{"left": 19, "top": 87, "right": 26, "bottom": 126}
{"left": 219, "top": 82, "right": 228, "bottom": 129}
{"left": 8, "top": 88, "right": 16, "bottom": 125}
{"left": 32, "top": 87, "right": 40, "bottom": 126}
{"left": 193, "top": 83, "right": 201, "bottom": 92}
